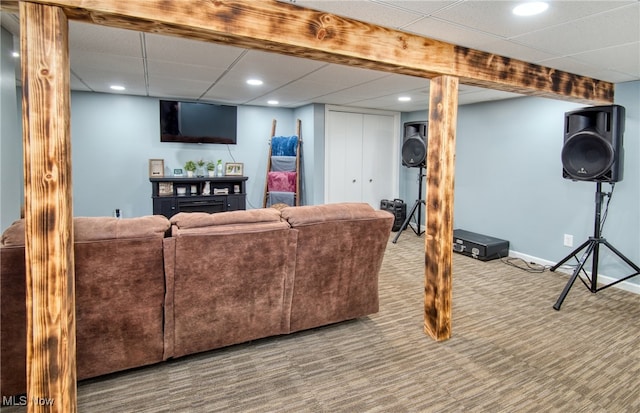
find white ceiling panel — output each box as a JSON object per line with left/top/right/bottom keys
{"left": 145, "top": 60, "right": 227, "bottom": 83}
{"left": 382, "top": 1, "right": 462, "bottom": 17}
{"left": 513, "top": 3, "right": 640, "bottom": 56}
{"left": 403, "top": 16, "right": 502, "bottom": 49}
{"left": 69, "top": 22, "right": 141, "bottom": 56}
{"left": 429, "top": 1, "right": 636, "bottom": 38}
{"left": 295, "top": 0, "right": 422, "bottom": 28}
{"left": 539, "top": 56, "right": 638, "bottom": 84}
{"left": 79, "top": 70, "right": 147, "bottom": 95}
{"left": 225, "top": 50, "right": 327, "bottom": 83}
{"left": 147, "top": 76, "right": 218, "bottom": 100}
{"left": 571, "top": 43, "right": 640, "bottom": 79}
{"left": 470, "top": 39, "right": 556, "bottom": 63}
{"left": 144, "top": 33, "right": 245, "bottom": 68}
{"left": 296, "top": 64, "right": 389, "bottom": 87}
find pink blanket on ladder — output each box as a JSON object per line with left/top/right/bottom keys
{"left": 268, "top": 171, "right": 297, "bottom": 192}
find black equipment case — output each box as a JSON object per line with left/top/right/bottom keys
{"left": 452, "top": 229, "right": 509, "bottom": 261}
{"left": 380, "top": 199, "right": 406, "bottom": 232}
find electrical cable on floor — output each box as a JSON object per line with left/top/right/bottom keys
{"left": 500, "top": 256, "right": 549, "bottom": 273}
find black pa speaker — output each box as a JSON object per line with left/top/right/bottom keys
{"left": 562, "top": 105, "right": 625, "bottom": 182}
{"left": 402, "top": 121, "right": 427, "bottom": 168}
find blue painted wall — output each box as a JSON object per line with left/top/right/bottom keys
{"left": 398, "top": 82, "right": 639, "bottom": 289}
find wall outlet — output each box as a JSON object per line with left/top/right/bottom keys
{"left": 563, "top": 234, "right": 573, "bottom": 247}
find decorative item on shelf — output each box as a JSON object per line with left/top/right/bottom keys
{"left": 202, "top": 181, "right": 211, "bottom": 195}
{"left": 149, "top": 159, "right": 164, "bottom": 177}
{"left": 225, "top": 162, "right": 243, "bottom": 176}
{"left": 184, "top": 160, "right": 196, "bottom": 177}
{"left": 190, "top": 185, "right": 198, "bottom": 195}
{"left": 217, "top": 159, "right": 223, "bottom": 176}
{"left": 196, "top": 159, "right": 206, "bottom": 177}
{"left": 158, "top": 182, "right": 173, "bottom": 196}
{"left": 176, "top": 187, "right": 187, "bottom": 196}
{"left": 206, "top": 161, "right": 216, "bottom": 177}
{"left": 173, "top": 168, "right": 184, "bottom": 177}
{"left": 233, "top": 184, "right": 240, "bottom": 194}
{"left": 213, "top": 188, "right": 229, "bottom": 195}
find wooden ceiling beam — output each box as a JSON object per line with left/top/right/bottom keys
{"left": 2, "top": 0, "right": 613, "bottom": 104}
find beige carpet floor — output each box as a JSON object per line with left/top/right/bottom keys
{"left": 3, "top": 232, "right": 639, "bottom": 412}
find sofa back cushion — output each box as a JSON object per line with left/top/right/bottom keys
{"left": 281, "top": 202, "right": 386, "bottom": 226}
{"left": 281, "top": 203, "right": 394, "bottom": 332}
{"left": 1, "top": 215, "right": 170, "bottom": 246}
{"left": 170, "top": 208, "right": 287, "bottom": 236}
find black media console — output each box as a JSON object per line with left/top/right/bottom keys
{"left": 150, "top": 176, "right": 248, "bottom": 218}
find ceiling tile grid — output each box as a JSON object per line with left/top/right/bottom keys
{"left": 2, "top": 0, "right": 638, "bottom": 111}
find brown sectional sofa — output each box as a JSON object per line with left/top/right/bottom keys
{"left": 1, "top": 203, "right": 393, "bottom": 397}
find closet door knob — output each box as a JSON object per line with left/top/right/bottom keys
{"left": 352, "top": 179, "right": 356, "bottom": 183}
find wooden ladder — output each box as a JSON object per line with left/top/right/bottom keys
{"left": 262, "top": 118, "right": 302, "bottom": 207}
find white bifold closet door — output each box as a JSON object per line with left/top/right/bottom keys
{"left": 325, "top": 108, "right": 398, "bottom": 208}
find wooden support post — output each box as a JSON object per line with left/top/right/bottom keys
{"left": 20, "top": 2, "right": 77, "bottom": 411}
{"left": 424, "top": 75, "right": 459, "bottom": 341}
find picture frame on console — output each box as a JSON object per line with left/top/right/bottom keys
{"left": 149, "top": 159, "right": 164, "bottom": 177}
{"left": 225, "top": 162, "right": 243, "bottom": 176}
{"left": 158, "top": 182, "right": 173, "bottom": 196}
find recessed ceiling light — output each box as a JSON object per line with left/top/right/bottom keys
{"left": 398, "top": 96, "right": 412, "bottom": 102}
{"left": 513, "top": 2, "right": 548, "bottom": 16}
{"left": 110, "top": 85, "right": 126, "bottom": 91}
{"left": 267, "top": 100, "right": 279, "bottom": 105}
{"left": 246, "top": 79, "right": 263, "bottom": 86}
{"left": 11, "top": 51, "right": 19, "bottom": 58}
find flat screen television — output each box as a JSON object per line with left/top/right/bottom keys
{"left": 160, "top": 100, "right": 237, "bottom": 144}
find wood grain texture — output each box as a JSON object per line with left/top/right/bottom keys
{"left": 424, "top": 75, "right": 459, "bottom": 341}
{"left": 3, "top": 0, "right": 613, "bottom": 104}
{"left": 20, "top": 2, "right": 77, "bottom": 412}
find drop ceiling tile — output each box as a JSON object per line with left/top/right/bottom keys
{"left": 227, "top": 50, "right": 327, "bottom": 82}
{"left": 144, "top": 33, "right": 245, "bottom": 68}
{"left": 513, "top": 4, "right": 640, "bottom": 56}
{"left": 379, "top": 1, "right": 461, "bottom": 18}
{"left": 428, "top": 1, "right": 636, "bottom": 39}
{"left": 79, "top": 71, "right": 147, "bottom": 95}
{"left": 147, "top": 76, "right": 217, "bottom": 101}
{"left": 570, "top": 43, "right": 640, "bottom": 79}
{"left": 70, "top": 75, "right": 92, "bottom": 92}
{"left": 403, "top": 16, "right": 501, "bottom": 49}
{"left": 299, "top": 64, "right": 389, "bottom": 87}
{"left": 539, "top": 56, "right": 638, "bottom": 84}
{"left": 472, "top": 39, "right": 557, "bottom": 63}
{"left": 70, "top": 54, "right": 144, "bottom": 86}
{"left": 69, "top": 21, "right": 141, "bottom": 57}
{"left": 146, "top": 60, "right": 227, "bottom": 83}
{"left": 294, "top": 0, "right": 422, "bottom": 29}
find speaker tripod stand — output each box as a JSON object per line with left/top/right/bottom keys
{"left": 393, "top": 167, "right": 425, "bottom": 243}
{"left": 550, "top": 182, "right": 640, "bottom": 310}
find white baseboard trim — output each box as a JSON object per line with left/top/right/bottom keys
{"left": 509, "top": 250, "right": 640, "bottom": 295}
